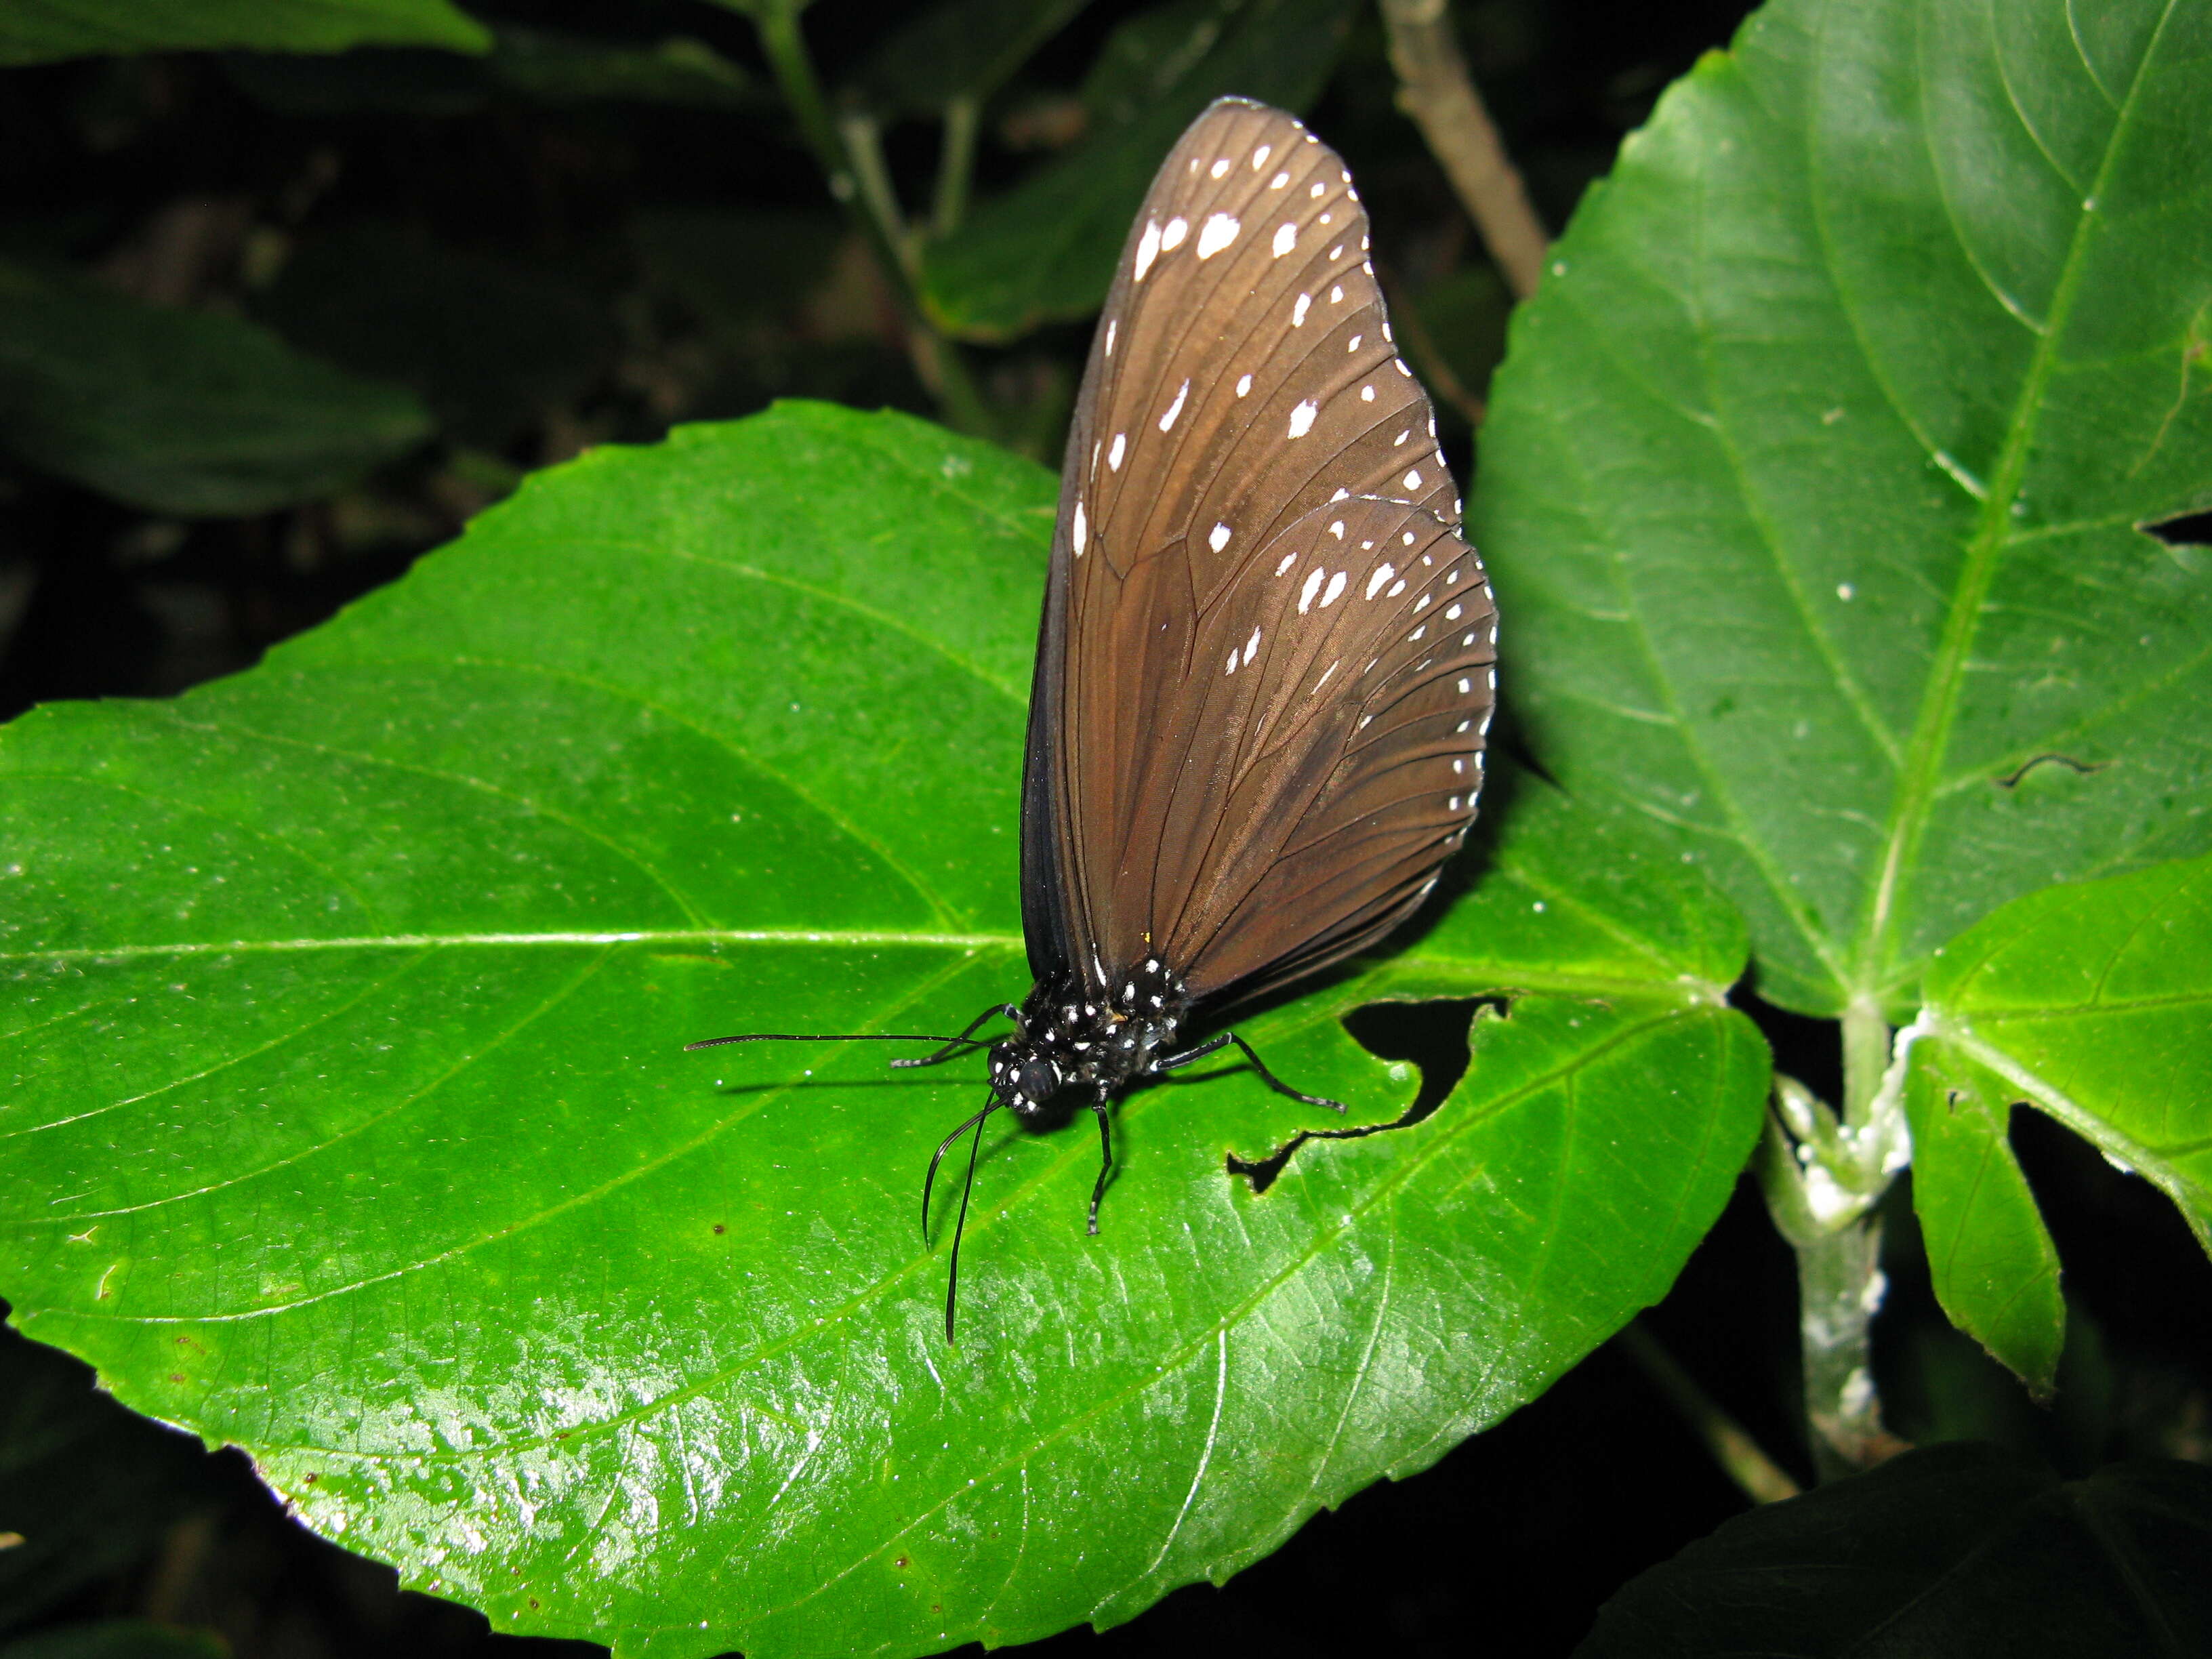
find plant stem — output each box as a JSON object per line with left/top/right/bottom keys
{"left": 840, "top": 110, "right": 917, "bottom": 281}
{"left": 1376, "top": 0, "right": 1549, "bottom": 300}
{"left": 933, "top": 94, "right": 981, "bottom": 238}
{"left": 1756, "top": 1008, "right": 1914, "bottom": 1479}
{"left": 1792, "top": 1209, "right": 1896, "bottom": 1479}
{"left": 1615, "top": 1319, "right": 1801, "bottom": 1504}
{"left": 1841, "top": 994, "right": 1889, "bottom": 1126}
{"left": 748, "top": 0, "right": 992, "bottom": 436}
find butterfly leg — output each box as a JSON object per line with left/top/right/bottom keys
{"left": 1086, "top": 1089, "right": 1114, "bottom": 1235}
{"left": 1156, "top": 1031, "right": 1345, "bottom": 1113}
{"left": 891, "top": 1003, "right": 1024, "bottom": 1070}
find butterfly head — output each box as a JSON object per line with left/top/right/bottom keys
{"left": 987, "top": 1041, "right": 1064, "bottom": 1120}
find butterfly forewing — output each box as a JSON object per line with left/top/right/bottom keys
{"left": 1027, "top": 97, "right": 1495, "bottom": 1006}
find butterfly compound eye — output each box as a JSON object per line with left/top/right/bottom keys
{"left": 1013, "top": 1056, "right": 1061, "bottom": 1111}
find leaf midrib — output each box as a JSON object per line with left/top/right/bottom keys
{"left": 1851, "top": 1, "right": 2178, "bottom": 1000}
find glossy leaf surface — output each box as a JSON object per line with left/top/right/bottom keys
{"left": 0, "top": 260, "right": 432, "bottom": 516}
{"left": 0, "top": 0, "right": 489, "bottom": 64}
{"left": 1905, "top": 851, "right": 2212, "bottom": 1383}
{"left": 1, "top": 405, "right": 1763, "bottom": 1658}
{"left": 1472, "top": 0, "right": 2212, "bottom": 1017}
{"left": 920, "top": 0, "right": 1356, "bottom": 341}
{"left": 1578, "top": 1442, "right": 2212, "bottom": 1658}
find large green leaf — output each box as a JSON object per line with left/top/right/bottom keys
{"left": 1904, "top": 851, "right": 2212, "bottom": 1383}
{"left": 919, "top": 0, "right": 1357, "bottom": 341}
{"left": 0, "top": 259, "right": 432, "bottom": 516}
{"left": 1471, "top": 0, "right": 2212, "bottom": 1018}
{"left": 0, "top": 0, "right": 489, "bottom": 64}
{"left": 0, "top": 404, "right": 1765, "bottom": 1658}
{"left": 1578, "top": 1441, "right": 2212, "bottom": 1658}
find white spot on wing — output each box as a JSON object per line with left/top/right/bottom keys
{"left": 1105, "top": 318, "right": 1116, "bottom": 355}
{"left": 1072, "top": 499, "right": 1086, "bottom": 554}
{"left": 1272, "top": 223, "right": 1297, "bottom": 258}
{"left": 1275, "top": 552, "right": 1298, "bottom": 575}
{"left": 1330, "top": 284, "right": 1345, "bottom": 303}
{"left": 1292, "top": 292, "right": 1311, "bottom": 326}
{"left": 1361, "top": 385, "right": 1375, "bottom": 401}
{"left": 1210, "top": 157, "right": 1230, "bottom": 179}
{"left": 1320, "top": 571, "right": 1347, "bottom": 607}
{"left": 1235, "top": 373, "right": 1253, "bottom": 396}
{"left": 1209, "top": 522, "right": 1231, "bottom": 552}
{"left": 1133, "top": 220, "right": 1162, "bottom": 281}
{"left": 1196, "top": 212, "right": 1240, "bottom": 258}
{"left": 1161, "top": 216, "right": 1188, "bottom": 251}
{"left": 1298, "top": 567, "right": 1325, "bottom": 613}
{"left": 1252, "top": 144, "right": 1272, "bottom": 169}
{"left": 1269, "top": 171, "right": 1290, "bottom": 189}
{"left": 1404, "top": 470, "right": 1422, "bottom": 489}
{"left": 1159, "top": 378, "right": 1191, "bottom": 432}
{"left": 1107, "top": 432, "right": 1126, "bottom": 471}
{"left": 1242, "top": 626, "right": 1261, "bottom": 665}
{"left": 1288, "top": 399, "right": 1317, "bottom": 438}
{"left": 1365, "top": 563, "right": 1395, "bottom": 599}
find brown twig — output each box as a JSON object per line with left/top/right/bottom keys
{"left": 1377, "top": 0, "right": 1549, "bottom": 300}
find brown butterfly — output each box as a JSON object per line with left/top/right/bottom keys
{"left": 693, "top": 97, "right": 1497, "bottom": 1340}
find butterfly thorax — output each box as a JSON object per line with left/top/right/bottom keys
{"left": 987, "top": 956, "right": 1192, "bottom": 1120}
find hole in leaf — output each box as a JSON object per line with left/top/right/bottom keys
{"left": 2142, "top": 508, "right": 2212, "bottom": 548}
{"left": 1227, "top": 997, "right": 1498, "bottom": 1193}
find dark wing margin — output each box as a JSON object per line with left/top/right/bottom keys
{"left": 1024, "top": 97, "right": 1492, "bottom": 1003}
{"left": 1018, "top": 512, "right": 1076, "bottom": 985}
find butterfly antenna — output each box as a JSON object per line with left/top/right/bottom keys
{"left": 683, "top": 1031, "right": 962, "bottom": 1052}
{"left": 943, "top": 1094, "right": 996, "bottom": 1345}
{"left": 888, "top": 1003, "right": 1025, "bottom": 1070}
{"left": 921, "top": 1096, "right": 997, "bottom": 1242}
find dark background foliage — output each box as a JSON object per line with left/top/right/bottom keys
{"left": 2, "top": 2, "right": 2207, "bottom": 1656}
